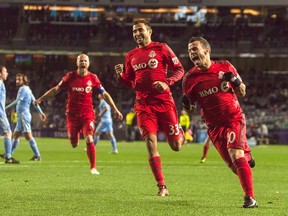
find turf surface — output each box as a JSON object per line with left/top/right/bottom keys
{"left": 0, "top": 138, "right": 287, "bottom": 216}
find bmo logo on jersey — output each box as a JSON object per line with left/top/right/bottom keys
{"left": 199, "top": 87, "right": 219, "bottom": 97}
{"left": 72, "top": 80, "right": 92, "bottom": 93}
{"left": 148, "top": 58, "right": 158, "bottom": 69}
{"left": 72, "top": 87, "right": 85, "bottom": 92}
{"left": 132, "top": 59, "right": 159, "bottom": 71}
{"left": 72, "top": 86, "right": 92, "bottom": 93}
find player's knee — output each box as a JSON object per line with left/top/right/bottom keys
{"left": 169, "top": 141, "right": 182, "bottom": 151}
{"left": 70, "top": 139, "right": 79, "bottom": 148}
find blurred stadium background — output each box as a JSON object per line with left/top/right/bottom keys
{"left": 0, "top": 0, "right": 287, "bottom": 144}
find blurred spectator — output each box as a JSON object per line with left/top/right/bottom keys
{"left": 125, "top": 107, "right": 137, "bottom": 142}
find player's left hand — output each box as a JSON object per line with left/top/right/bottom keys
{"left": 39, "top": 113, "right": 47, "bottom": 122}
{"left": 115, "top": 110, "right": 123, "bottom": 121}
{"left": 181, "top": 95, "right": 197, "bottom": 113}
{"left": 153, "top": 81, "right": 168, "bottom": 92}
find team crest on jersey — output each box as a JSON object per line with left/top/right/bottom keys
{"left": 149, "top": 51, "right": 156, "bottom": 58}
{"left": 218, "top": 71, "right": 225, "bottom": 79}
{"left": 148, "top": 58, "right": 158, "bottom": 69}
{"left": 85, "top": 80, "right": 92, "bottom": 93}
{"left": 172, "top": 57, "right": 179, "bottom": 65}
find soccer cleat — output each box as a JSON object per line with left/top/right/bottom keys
{"left": 157, "top": 184, "right": 169, "bottom": 196}
{"left": 0, "top": 153, "right": 5, "bottom": 159}
{"left": 243, "top": 196, "right": 258, "bottom": 208}
{"left": 91, "top": 168, "right": 100, "bottom": 175}
{"left": 30, "top": 156, "right": 41, "bottom": 161}
{"left": 200, "top": 157, "right": 206, "bottom": 163}
{"left": 112, "top": 150, "right": 118, "bottom": 154}
{"left": 5, "top": 157, "right": 20, "bottom": 164}
{"left": 248, "top": 153, "right": 255, "bottom": 168}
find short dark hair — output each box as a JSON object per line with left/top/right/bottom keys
{"left": 133, "top": 19, "right": 151, "bottom": 29}
{"left": 16, "top": 73, "right": 29, "bottom": 85}
{"left": 189, "top": 36, "right": 211, "bottom": 52}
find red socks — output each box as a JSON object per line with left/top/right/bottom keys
{"left": 86, "top": 142, "right": 96, "bottom": 169}
{"left": 233, "top": 157, "right": 254, "bottom": 198}
{"left": 149, "top": 156, "right": 165, "bottom": 186}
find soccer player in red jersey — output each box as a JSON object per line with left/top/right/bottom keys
{"left": 182, "top": 37, "right": 257, "bottom": 208}
{"left": 35, "top": 54, "right": 123, "bottom": 175}
{"left": 114, "top": 19, "right": 185, "bottom": 196}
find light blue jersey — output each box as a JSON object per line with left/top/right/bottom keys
{"left": 6, "top": 85, "right": 43, "bottom": 133}
{"left": 0, "top": 80, "right": 11, "bottom": 134}
{"left": 95, "top": 100, "right": 113, "bottom": 133}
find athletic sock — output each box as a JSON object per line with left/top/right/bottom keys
{"left": 233, "top": 157, "right": 254, "bottom": 198}
{"left": 110, "top": 136, "right": 117, "bottom": 152}
{"left": 149, "top": 156, "right": 165, "bottom": 186}
{"left": 203, "top": 145, "right": 209, "bottom": 158}
{"left": 11, "top": 139, "right": 20, "bottom": 154}
{"left": 4, "top": 137, "right": 12, "bottom": 158}
{"left": 29, "top": 138, "right": 40, "bottom": 157}
{"left": 86, "top": 142, "right": 96, "bottom": 169}
{"left": 93, "top": 136, "right": 99, "bottom": 146}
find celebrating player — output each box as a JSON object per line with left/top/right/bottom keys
{"left": 115, "top": 19, "right": 185, "bottom": 196}
{"left": 35, "top": 54, "right": 123, "bottom": 175}
{"left": 6, "top": 73, "right": 46, "bottom": 161}
{"left": 182, "top": 37, "right": 257, "bottom": 208}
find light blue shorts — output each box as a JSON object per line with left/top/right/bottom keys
{"left": 0, "top": 115, "right": 11, "bottom": 135}
{"left": 95, "top": 120, "right": 113, "bottom": 134}
{"left": 15, "top": 112, "right": 32, "bottom": 133}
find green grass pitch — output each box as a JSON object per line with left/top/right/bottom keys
{"left": 0, "top": 138, "right": 287, "bottom": 216}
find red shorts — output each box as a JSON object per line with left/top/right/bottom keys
{"left": 207, "top": 115, "right": 251, "bottom": 167}
{"left": 135, "top": 101, "right": 181, "bottom": 142}
{"left": 66, "top": 111, "right": 95, "bottom": 145}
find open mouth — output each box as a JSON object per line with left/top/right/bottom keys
{"left": 135, "top": 36, "right": 143, "bottom": 42}
{"left": 192, "top": 56, "right": 199, "bottom": 61}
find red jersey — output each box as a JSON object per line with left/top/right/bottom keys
{"left": 182, "top": 60, "right": 244, "bottom": 127}
{"left": 58, "top": 71, "right": 103, "bottom": 113}
{"left": 120, "top": 41, "right": 184, "bottom": 104}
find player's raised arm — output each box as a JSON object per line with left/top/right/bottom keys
{"left": 35, "top": 85, "right": 61, "bottom": 105}
{"left": 114, "top": 63, "right": 135, "bottom": 89}
{"left": 222, "top": 72, "right": 246, "bottom": 97}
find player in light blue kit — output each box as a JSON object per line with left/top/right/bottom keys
{"left": 0, "top": 66, "right": 20, "bottom": 164}
{"left": 6, "top": 73, "right": 46, "bottom": 161}
{"left": 94, "top": 94, "right": 118, "bottom": 154}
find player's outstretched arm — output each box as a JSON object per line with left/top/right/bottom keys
{"left": 6, "top": 99, "right": 18, "bottom": 110}
{"left": 35, "top": 86, "right": 60, "bottom": 105}
{"left": 102, "top": 91, "right": 123, "bottom": 121}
